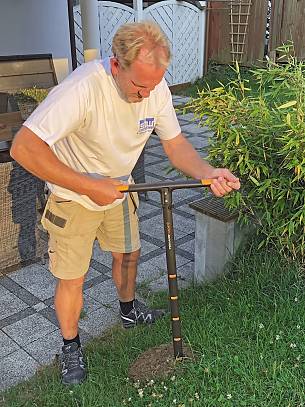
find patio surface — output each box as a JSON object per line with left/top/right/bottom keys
{"left": 0, "top": 96, "right": 214, "bottom": 391}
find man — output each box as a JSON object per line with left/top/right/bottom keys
{"left": 10, "top": 21, "right": 240, "bottom": 385}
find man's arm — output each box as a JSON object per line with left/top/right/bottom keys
{"left": 161, "top": 133, "right": 240, "bottom": 197}
{"left": 10, "top": 126, "right": 124, "bottom": 205}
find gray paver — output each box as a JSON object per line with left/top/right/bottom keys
{"left": 180, "top": 122, "right": 208, "bottom": 134}
{"left": 9, "top": 263, "right": 56, "bottom": 301}
{"left": 23, "top": 328, "right": 62, "bottom": 366}
{"left": 140, "top": 214, "right": 192, "bottom": 241}
{"left": 145, "top": 154, "right": 164, "bottom": 165}
{"left": 138, "top": 200, "right": 160, "bottom": 217}
{"left": 92, "top": 243, "right": 113, "bottom": 268}
{"left": 177, "top": 238, "right": 195, "bottom": 254}
{"left": 3, "top": 313, "right": 57, "bottom": 346}
{"left": 0, "top": 349, "right": 40, "bottom": 391}
{"left": 140, "top": 239, "right": 160, "bottom": 256}
{"left": 85, "top": 278, "right": 118, "bottom": 305}
{"left": 78, "top": 305, "right": 119, "bottom": 336}
{"left": 136, "top": 261, "right": 165, "bottom": 284}
{"left": 0, "top": 285, "right": 29, "bottom": 320}
{"left": 0, "top": 331, "right": 20, "bottom": 359}
{"left": 33, "top": 302, "right": 48, "bottom": 312}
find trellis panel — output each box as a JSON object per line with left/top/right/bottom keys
{"left": 74, "top": 1, "right": 205, "bottom": 85}
{"left": 98, "top": 2, "right": 135, "bottom": 58}
{"left": 144, "top": 1, "right": 204, "bottom": 85}
{"left": 207, "top": 0, "right": 268, "bottom": 66}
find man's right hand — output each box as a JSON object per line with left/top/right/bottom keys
{"left": 85, "top": 177, "right": 125, "bottom": 206}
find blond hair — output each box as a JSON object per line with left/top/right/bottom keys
{"left": 112, "top": 21, "right": 171, "bottom": 69}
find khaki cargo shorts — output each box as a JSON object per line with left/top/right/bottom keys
{"left": 41, "top": 193, "right": 140, "bottom": 280}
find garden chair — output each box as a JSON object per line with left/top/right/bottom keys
{"left": 0, "top": 54, "right": 57, "bottom": 271}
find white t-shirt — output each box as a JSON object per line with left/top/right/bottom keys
{"left": 24, "top": 58, "right": 181, "bottom": 210}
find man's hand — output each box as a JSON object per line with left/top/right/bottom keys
{"left": 85, "top": 177, "right": 125, "bottom": 206}
{"left": 207, "top": 168, "right": 240, "bottom": 197}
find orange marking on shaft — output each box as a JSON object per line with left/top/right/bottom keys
{"left": 117, "top": 185, "right": 129, "bottom": 192}
{"left": 201, "top": 179, "right": 213, "bottom": 186}
{"left": 170, "top": 296, "right": 178, "bottom": 300}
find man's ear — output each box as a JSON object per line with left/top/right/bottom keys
{"left": 110, "top": 57, "right": 119, "bottom": 75}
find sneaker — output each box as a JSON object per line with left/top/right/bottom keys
{"left": 61, "top": 342, "right": 86, "bottom": 385}
{"left": 120, "top": 299, "right": 165, "bottom": 329}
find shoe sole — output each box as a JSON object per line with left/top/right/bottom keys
{"left": 62, "top": 374, "right": 87, "bottom": 386}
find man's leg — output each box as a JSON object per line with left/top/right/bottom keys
{"left": 111, "top": 250, "right": 140, "bottom": 302}
{"left": 112, "top": 249, "right": 165, "bottom": 329}
{"left": 54, "top": 276, "right": 85, "bottom": 340}
{"left": 98, "top": 193, "right": 165, "bottom": 328}
{"left": 41, "top": 194, "right": 103, "bottom": 384}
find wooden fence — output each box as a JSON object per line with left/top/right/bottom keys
{"left": 207, "top": 0, "right": 268, "bottom": 66}
{"left": 269, "top": 0, "right": 305, "bottom": 60}
{"left": 207, "top": 0, "right": 305, "bottom": 66}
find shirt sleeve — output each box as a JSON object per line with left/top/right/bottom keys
{"left": 23, "top": 78, "right": 89, "bottom": 146}
{"left": 154, "top": 79, "right": 181, "bottom": 141}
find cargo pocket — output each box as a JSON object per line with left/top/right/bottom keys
{"left": 41, "top": 194, "right": 81, "bottom": 237}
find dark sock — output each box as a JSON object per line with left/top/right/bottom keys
{"left": 63, "top": 334, "right": 81, "bottom": 348}
{"left": 120, "top": 299, "right": 135, "bottom": 315}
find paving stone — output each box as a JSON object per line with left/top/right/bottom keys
{"left": 92, "top": 243, "right": 113, "bottom": 268}
{"left": 146, "top": 162, "right": 176, "bottom": 179}
{"left": 145, "top": 154, "right": 164, "bottom": 165}
{"left": 3, "top": 313, "right": 57, "bottom": 346}
{"left": 171, "top": 187, "right": 201, "bottom": 202}
{"left": 78, "top": 305, "right": 119, "bottom": 336}
{"left": 146, "top": 145, "right": 171, "bottom": 159}
{"left": 145, "top": 136, "right": 160, "bottom": 148}
{"left": 82, "top": 294, "right": 105, "bottom": 314}
{"left": 177, "top": 238, "right": 195, "bottom": 254}
{"left": 187, "top": 135, "right": 210, "bottom": 149}
{"left": 140, "top": 239, "right": 160, "bottom": 256}
{"left": 176, "top": 112, "right": 196, "bottom": 122}
{"left": 0, "top": 285, "right": 29, "bottom": 320}
{"left": 177, "top": 262, "right": 195, "bottom": 286}
{"left": 136, "top": 261, "right": 165, "bottom": 284}
{"left": 23, "top": 328, "right": 62, "bottom": 366}
{"left": 33, "top": 302, "right": 48, "bottom": 312}
{"left": 172, "top": 96, "right": 191, "bottom": 106}
{"left": 0, "top": 330, "right": 20, "bottom": 359}
{"left": 148, "top": 263, "right": 193, "bottom": 292}
{"left": 140, "top": 213, "right": 194, "bottom": 242}
{"left": 138, "top": 200, "right": 161, "bottom": 217}
{"left": 0, "top": 348, "right": 40, "bottom": 391}
{"left": 85, "top": 278, "right": 118, "bottom": 305}
{"left": 180, "top": 122, "right": 209, "bottom": 135}
{"left": 138, "top": 253, "right": 190, "bottom": 282}
{"left": 0, "top": 276, "right": 40, "bottom": 306}
{"left": 9, "top": 263, "right": 56, "bottom": 301}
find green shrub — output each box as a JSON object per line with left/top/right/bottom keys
{"left": 15, "top": 86, "right": 49, "bottom": 104}
{"left": 184, "top": 44, "right": 305, "bottom": 261}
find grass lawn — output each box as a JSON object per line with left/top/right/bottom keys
{"left": 175, "top": 62, "right": 260, "bottom": 98}
{"left": 1, "top": 239, "right": 304, "bottom": 407}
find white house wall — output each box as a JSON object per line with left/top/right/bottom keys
{"left": 0, "top": 0, "right": 71, "bottom": 82}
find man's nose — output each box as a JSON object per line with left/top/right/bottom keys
{"left": 138, "top": 88, "right": 151, "bottom": 98}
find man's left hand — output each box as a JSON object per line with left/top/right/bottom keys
{"left": 207, "top": 168, "right": 240, "bottom": 197}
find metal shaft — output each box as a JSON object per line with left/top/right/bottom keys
{"left": 160, "top": 188, "right": 183, "bottom": 358}
{"left": 117, "top": 179, "right": 213, "bottom": 358}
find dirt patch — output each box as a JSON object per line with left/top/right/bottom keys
{"left": 128, "top": 343, "right": 194, "bottom": 382}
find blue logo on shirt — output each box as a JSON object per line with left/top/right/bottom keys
{"left": 138, "top": 117, "right": 155, "bottom": 134}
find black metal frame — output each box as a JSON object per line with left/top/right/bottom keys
{"left": 119, "top": 179, "right": 211, "bottom": 358}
